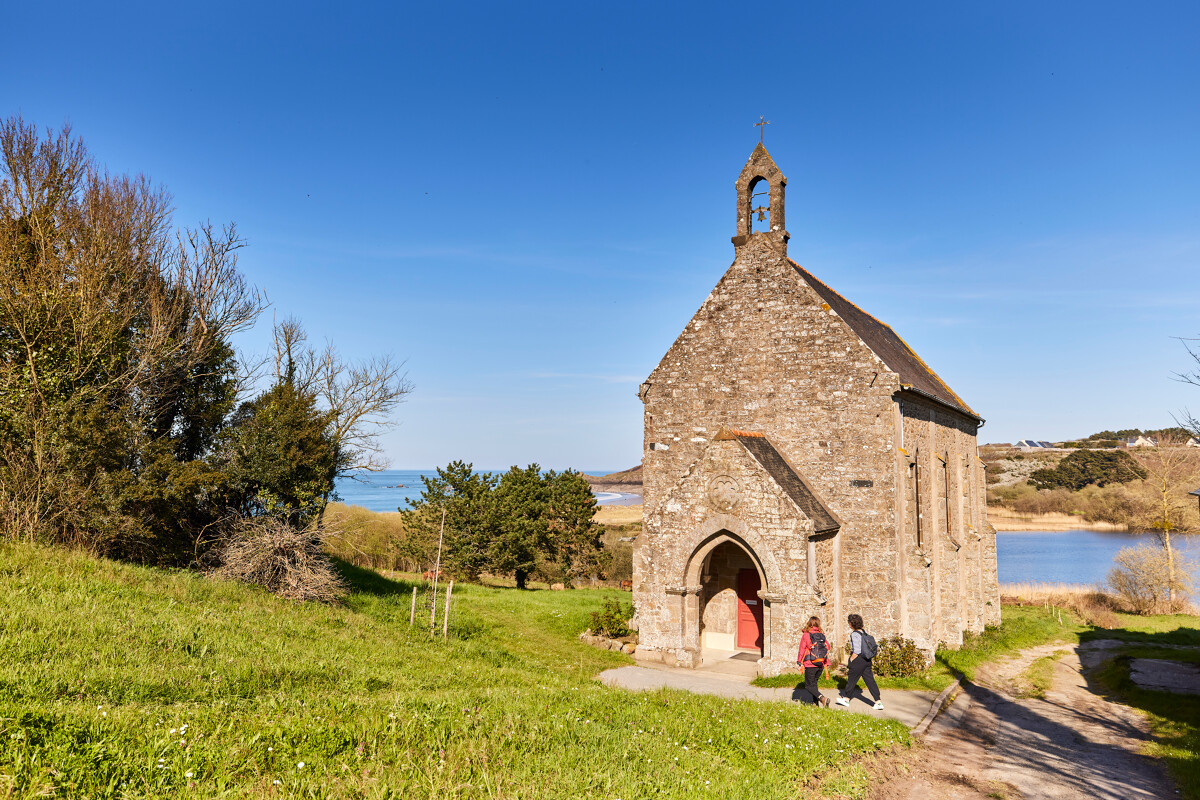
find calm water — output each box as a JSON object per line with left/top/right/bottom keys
{"left": 997, "top": 530, "right": 1200, "bottom": 585}
{"left": 333, "top": 469, "right": 639, "bottom": 513}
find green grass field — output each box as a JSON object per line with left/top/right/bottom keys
{"left": 0, "top": 543, "right": 908, "bottom": 799}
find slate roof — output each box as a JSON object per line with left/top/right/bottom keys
{"left": 729, "top": 430, "right": 841, "bottom": 534}
{"left": 790, "top": 260, "right": 979, "bottom": 421}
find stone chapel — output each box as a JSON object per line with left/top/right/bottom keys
{"left": 632, "top": 144, "right": 999, "bottom": 676}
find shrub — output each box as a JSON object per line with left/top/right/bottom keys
{"left": 1031, "top": 449, "right": 1146, "bottom": 491}
{"left": 999, "top": 582, "right": 1119, "bottom": 628}
{"left": 1106, "top": 545, "right": 1196, "bottom": 615}
{"left": 589, "top": 598, "right": 634, "bottom": 638}
{"left": 866, "top": 635, "right": 929, "bottom": 678}
{"left": 208, "top": 517, "right": 347, "bottom": 602}
{"left": 322, "top": 503, "right": 418, "bottom": 571}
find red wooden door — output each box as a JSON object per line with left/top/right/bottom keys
{"left": 736, "top": 569, "right": 763, "bottom": 650}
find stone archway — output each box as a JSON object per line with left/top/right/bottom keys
{"left": 671, "top": 516, "right": 787, "bottom": 669}
{"left": 696, "top": 539, "right": 765, "bottom": 653}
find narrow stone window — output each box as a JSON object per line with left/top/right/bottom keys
{"left": 910, "top": 457, "right": 923, "bottom": 550}
{"left": 943, "top": 454, "right": 951, "bottom": 542}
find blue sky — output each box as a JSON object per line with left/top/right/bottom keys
{"left": 5, "top": 2, "right": 1199, "bottom": 470}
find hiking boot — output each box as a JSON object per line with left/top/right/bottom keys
{"left": 835, "top": 696, "right": 850, "bottom": 707}
{"left": 818, "top": 695, "right": 830, "bottom": 708}
{"left": 872, "top": 701, "right": 884, "bottom": 711}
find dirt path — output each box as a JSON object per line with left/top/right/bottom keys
{"left": 868, "top": 641, "right": 1177, "bottom": 800}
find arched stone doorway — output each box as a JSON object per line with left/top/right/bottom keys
{"left": 698, "top": 540, "right": 763, "bottom": 653}
{"left": 678, "top": 527, "right": 782, "bottom": 669}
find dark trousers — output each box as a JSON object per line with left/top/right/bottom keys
{"left": 841, "top": 656, "right": 880, "bottom": 702}
{"left": 799, "top": 664, "right": 823, "bottom": 704}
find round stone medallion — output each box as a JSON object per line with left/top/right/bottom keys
{"left": 708, "top": 474, "right": 741, "bottom": 512}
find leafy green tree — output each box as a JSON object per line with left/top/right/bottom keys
{"left": 542, "top": 469, "right": 608, "bottom": 583}
{"left": 1087, "top": 429, "right": 1148, "bottom": 441}
{"left": 1030, "top": 449, "right": 1146, "bottom": 491}
{"left": 0, "top": 117, "right": 263, "bottom": 556}
{"left": 219, "top": 374, "right": 336, "bottom": 527}
{"left": 401, "top": 461, "right": 498, "bottom": 580}
{"left": 492, "top": 464, "right": 551, "bottom": 589}
{"left": 403, "top": 463, "right": 606, "bottom": 588}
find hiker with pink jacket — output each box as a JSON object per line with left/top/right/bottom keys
{"left": 795, "top": 616, "right": 831, "bottom": 707}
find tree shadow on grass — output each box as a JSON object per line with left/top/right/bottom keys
{"left": 1079, "top": 623, "right": 1200, "bottom": 648}
{"left": 1077, "top": 629, "right": 1200, "bottom": 798}
{"left": 332, "top": 558, "right": 421, "bottom": 596}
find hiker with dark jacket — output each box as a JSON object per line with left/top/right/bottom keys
{"left": 835, "top": 613, "right": 884, "bottom": 711}
{"left": 795, "top": 616, "right": 831, "bottom": 707}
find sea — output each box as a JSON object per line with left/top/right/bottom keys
{"left": 333, "top": 469, "right": 640, "bottom": 513}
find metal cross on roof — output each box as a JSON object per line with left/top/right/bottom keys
{"left": 755, "top": 116, "right": 770, "bottom": 144}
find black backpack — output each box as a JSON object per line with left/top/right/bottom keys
{"left": 808, "top": 631, "right": 829, "bottom": 662}
{"left": 858, "top": 630, "right": 878, "bottom": 660}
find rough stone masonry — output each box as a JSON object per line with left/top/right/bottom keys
{"left": 632, "top": 143, "right": 999, "bottom": 677}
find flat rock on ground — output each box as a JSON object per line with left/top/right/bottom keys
{"left": 1129, "top": 657, "right": 1200, "bottom": 695}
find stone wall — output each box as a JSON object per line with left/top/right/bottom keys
{"left": 896, "top": 394, "right": 998, "bottom": 650}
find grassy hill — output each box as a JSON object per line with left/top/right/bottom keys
{"left": 0, "top": 544, "right": 907, "bottom": 798}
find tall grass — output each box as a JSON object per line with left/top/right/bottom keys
{"left": 0, "top": 543, "right": 907, "bottom": 799}
{"left": 321, "top": 503, "right": 416, "bottom": 571}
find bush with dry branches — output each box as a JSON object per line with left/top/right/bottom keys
{"left": 999, "top": 582, "right": 1122, "bottom": 628}
{"left": 1106, "top": 545, "right": 1197, "bottom": 615}
{"left": 208, "top": 517, "right": 346, "bottom": 602}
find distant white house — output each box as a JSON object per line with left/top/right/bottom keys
{"left": 1015, "top": 439, "right": 1054, "bottom": 452}
{"left": 1124, "top": 436, "right": 1157, "bottom": 448}
{"left": 1187, "top": 437, "right": 1200, "bottom": 448}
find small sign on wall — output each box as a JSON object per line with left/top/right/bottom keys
{"left": 850, "top": 479, "right": 873, "bottom": 488}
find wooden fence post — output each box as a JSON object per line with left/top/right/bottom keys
{"left": 410, "top": 586, "right": 417, "bottom": 626}
{"left": 443, "top": 581, "right": 454, "bottom": 638}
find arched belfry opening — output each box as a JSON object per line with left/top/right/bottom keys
{"left": 748, "top": 176, "right": 772, "bottom": 234}
{"left": 732, "top": 142, "right": 789, "bottom": 255}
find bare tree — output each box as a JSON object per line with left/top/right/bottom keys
{"left": 1134, "top": 435, "right": 1200, "bottom": 605}
{"left": 264, "top": 320, "right": 413, "bottom": 525}
{"left": 1176, "top": 335, "right": 1200, "bottom": 437}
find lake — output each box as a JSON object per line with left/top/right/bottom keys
{"left": 333, "top": 469, "right": 640, "bottom": 513}
{"left": 998, "top": 529, "right": 1200, "bottom": 585}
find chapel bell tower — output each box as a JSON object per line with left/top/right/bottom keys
{"left": 731, "top": 142, "right": 788, "bottom": 256}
